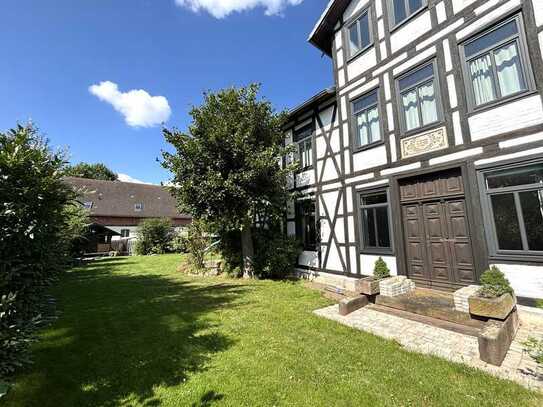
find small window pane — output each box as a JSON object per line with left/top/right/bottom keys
{"left": 359, "top": 13, "right": 370, "bottom": 49}
{"left": 495, "top": 42, "right": 526, "bottom": 98}
{"left": 349, "top": 22, "right": 360, "bottom": 56}
{"left": 486, "top": 164, "right": 543, "bottom": 189}
{"left": 305, "top": 140, "right": 312, "bottom": 167}
{"left": 491, "top": 193, "right": 523, "bottom": 250}
{"left": 362, "top": 192, "right": 387, "bottom": 206}
{"left": 519, "top": 190, "right": 543, "bottom": 251}
{"left": 402, "top": 89, "right": 420, "bottom": 131}
{"left": 356, "top": 111, "right": 370, "bottom": 146}
{"left": 418, "top": 81, "right": 438, "bottom": 125}
{"left": 364, "top": 208, "right": 377, "bottom": 247}
{"left": 399, "top": 64, "right": 434, "bottom": 91}
{"left": 353, "top": 90, "right": 378, "bottom": 113}
{"left": 469, "top": 54, "right": 496, "bottom": 106}
{"left": 408, "top": 0, "right": 423, "bottom": 13}
{"left": 367, "top": 106, "right": 381, "bottom": 142}
{"left": 465, "top": 20, "right": 518, "bottom": 58}
{"left": 393, "top": 0, "right": 407, "bottom": 24}
{"left": 376, "top": 207, "right": 391, "bottom": 247}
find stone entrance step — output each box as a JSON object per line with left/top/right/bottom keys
{"left": 375, "top": 287, "right": 485, "bottom": 329}
{"left": 368, "top": 304, "right": 483, "bottom": 337}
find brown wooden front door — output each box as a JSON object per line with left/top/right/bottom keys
{"left": 400, "top": 169, "right": 476, "bottom": 289}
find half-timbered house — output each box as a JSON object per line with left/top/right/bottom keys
{"left": 285, "top": 0, "right": 543, "bottom": 304}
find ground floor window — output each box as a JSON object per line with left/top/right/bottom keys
{"left": 358, "top": 189, "right": 392, "bottom": 253}
{"left": 296, "top": 198, "right": 317, "bottom": 251}
{"left": 480, "top": 161, "right": 543, "bottom": 256}
{"left": 121, "top": 229, "right": 130, "bottom": 238}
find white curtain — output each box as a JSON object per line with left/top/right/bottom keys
{"left": 349, "top": 24, "right": 360, "bottom": 56}
{"left": 470, "top": 54, "right": 495, "bottom": 106}
{"left": 402, "top": 89, "right": 419, "bottom": 131}
{"left": 495, "top": 42, "right": 524, "bottom": 98}
{"left": 419, "top": 82, "right": 438, "bottom": 126}
{"left": 367, "top": 107, "right": 380, "bottom": 142}
{"left": 356, "top": 112, "right": 369, "bottom": 146}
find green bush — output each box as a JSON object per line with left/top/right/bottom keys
{"left": 134, "top": 218, "right": 173, "bottom": 255}
{"left": 169, "top": 229, "right": 188, "bottom": 253}
{"left": 0, "top": 124, "right": 80, "bottom": 380}
{"left": 478, "top": 266, "right": 513, "bottom": 298}
{"left": 253, "top": 229, "right": 302, "bottom": 280}
{"left": 373, "top": 257, "right": 391, "bottom": 279}
{"left": 184, "top": 220, "right": 210, "bottom": 272}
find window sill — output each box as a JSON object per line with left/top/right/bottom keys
{"left": 360, "top": 248, "right": 394, "bottom": 256}
{"left": 467, "top": 90, "right": 538, "bottom": 116}
{"left": 353, "top": 140, "right": 385, "bottom": 154}
{"left": 489, "top": 253, "right": 543, "bottom": 264}
{"left": 400, "top": 121, "right": 445, "bottom": 139}
{"left": 389, "top": 6, "right": 429, "bottom": 33}
{"left": 296, "top": 166, "right": 314, "bottom": 174}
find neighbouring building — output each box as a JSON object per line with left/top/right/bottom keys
{"left": 65, "top": 177, "right": 191, "bottom": 252}
{"left": 285, "top": 0, "right": 543, "bottom": 304}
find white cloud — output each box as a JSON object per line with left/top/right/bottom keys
{"left": 117, "top": 173, "right": 153, "bottom": 185}
{"left": 89, "top": 81, "right": 171, "bottom": 128}
{"left": 174, "top": 0, "right": 303, "bottom": 18}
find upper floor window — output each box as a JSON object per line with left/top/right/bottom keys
{"left": 296, "top": 198, "right": 317, "bottom": 251}
{"left": 389, "top": 0, "right": 426, "bottom": 28}
{"left": 358, "top": 189, "right": 392, "bottom": 253}
{"left": 480, "top": 161, "right": 543, "bottom": 256}
{"left": 352, "top": 89, "right": 381, "bottom": 148}
{"left": 347, "top": 9, "right": 372, "bottom": 58}
{"left": 397, "top": 61, "right": 441, "bottom": 134}
{"left": 294, "top": 123, "right": 313, "bottom": 170}
{"left": 134, "top": 203, "right": 144, "bottom": 212}
{"left": 83, "top": 201, "right": 93, "bottom": 210}
{"left": 461, "top": 14, "right": 533, "bottom": 110}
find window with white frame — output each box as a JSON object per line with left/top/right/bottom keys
{"left": 389, "top": 0, "right": 426, "bottom": 28}
{"left": 461, "top": 14, "right": 533, "bottom": 110}
{"left": 347, "top": 8, "right": 372, "bottom": 58}
{"left": 294, "top": 123, "right": 313, "bottom": 170}
{"left": 397, "top": 61, "right": 441, "bottom": 133}
{"left": 352, "top": 89, "right": 381, "bottom": 148}
{"left": 480, "top": 161, "right": 543, "bottom": 256}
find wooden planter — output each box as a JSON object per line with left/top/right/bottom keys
{"left": 359, "top": 277, "right": 383, "bottom": 295}
{"left": 468, "top": 292, "right": 516, "bottom": 320}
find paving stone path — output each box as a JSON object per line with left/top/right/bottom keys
{"left": 314, "top": 304, "right": 543, "bottom": 390}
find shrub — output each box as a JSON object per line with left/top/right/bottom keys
{"left": 134, "top": 218, "right": 173, "bottom": 255}
{"left": 184, "top": 220, "right": 210, "bottom": 273}
{"left": 253, "top": 229, "right": 302, "bottom": 280}
{"left": 373, "top": 257, "right": 391, "bottom": 279}
{"left": 169, "top": 229, "right": 188, "bottom": 253}
{"left": 0, "top": 124, "right": 78, "bottom": 379}
{"left": 478, "top": 266, "right": 514, "bottom": 298}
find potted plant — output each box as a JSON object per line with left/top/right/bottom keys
{"left": 359, "top": 257, "right": 391, "bottom": 295}
{"left": 468, "top": 266, "right": 516, "bottom": 320}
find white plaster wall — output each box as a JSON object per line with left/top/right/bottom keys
{"left": 360, "top": 254, "right": 398, "bottom": 276}
{"left": 296, "top": 169, "right": 315, "bottom": 187}
{"left": 343, "top": 0, "right": 370, "bottom": 21}
{"left": 316, "top": 136, "right": 327, "bottom": 159}
{"left": 299, "top": 251, "right": 319, "bottom": 268}
{"left": 436, "top": 1, "right": 447, "bottom": 24}
{"left": 109, "top": 226, "right": 138, "bottom": 239}
{"left": 452, "top": 0, "right": 476, "bottom": 14}
{"left": 348, "top": 78, "right": 380, "bottom": 100}
{"left": 390, "top": 11, "right": 432, "bottom": 53}
{"left": 326, "top": 243, "right": 344, "bottom": 272}
{"left": 456, "top": 0, "right": 521, "bottom": 40}
{"left": 320, "top": 219, "right": 330, "bottom": 242}
{"left": 532, "top": 0, "right": 543, "bottom": 27}
{"left": 499, "top": 132, "right": 543, "bottom": 149}
{"left": 329, "top": 128, "right": 341, "bottom": 153}
{"left": 335, "top": 220, "right": 346, "bottom": 244}
{"left": 321, "top": 158, "right": 340, "bottom": 182}
{"left": 453, "top": 111, "right": 464, "bottom": 145}
{"left": 491, "top": 263, "right": 543, "bottom": 299}
{"left": 469, "top": 96, "right": 543, "bottom": 141}
{"left": 352, "top": 144, "right": 388, "bottom": 172}
{"left": 539, "top": 32, "right": 543, "bottom": 62}
{"left": 347, "top": 47, "right": 377, "bottom": 81}
{"left": 393, "top": 46, "right": 436, "bottom": 76}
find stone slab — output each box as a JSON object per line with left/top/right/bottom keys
{"left": 469, "top": 293, "right": 516, "bottom": 320}
{"left": 339, "top": 295, "right": 369, "bottom": 316}
{"left": 478, "top": 307, "right": 520, "bottom": 366}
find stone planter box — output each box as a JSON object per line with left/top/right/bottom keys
{"left": 359, "top": 276, "right": 383, "bottom": 295}
{"left": 468, "top": 292, "right": 516, "bottom": 320}
{"left": 379, "top": 276, "right": 415, "bottom": 297}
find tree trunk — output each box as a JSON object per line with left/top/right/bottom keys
{"left": 241, "top": 219, "right": 255, "bottom": 279}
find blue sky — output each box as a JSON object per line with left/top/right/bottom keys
{"left": 0, "top": 0, "right": 332, "bottom": 184}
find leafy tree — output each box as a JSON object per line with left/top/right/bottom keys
{"left": 134, "top": 218, "right": 173, "bottom": 255}
{"left": 162, "top": 84, "right": 296, "bottom": 278}
{"left": 64, "top": 162, "right": 117, "bottom": 181}
{"left": 0, "top": 124, "right": 81, "bottom": 379}
{"left": 185, "top": 219, "right": 210, "bottom": 272}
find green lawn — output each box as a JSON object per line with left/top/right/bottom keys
{"left": 4, "top": 255, "right": 542, "bottom": 406}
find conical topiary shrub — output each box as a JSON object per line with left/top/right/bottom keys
{"left": 374, "top": 257, "right": 391, "bottom": 280}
